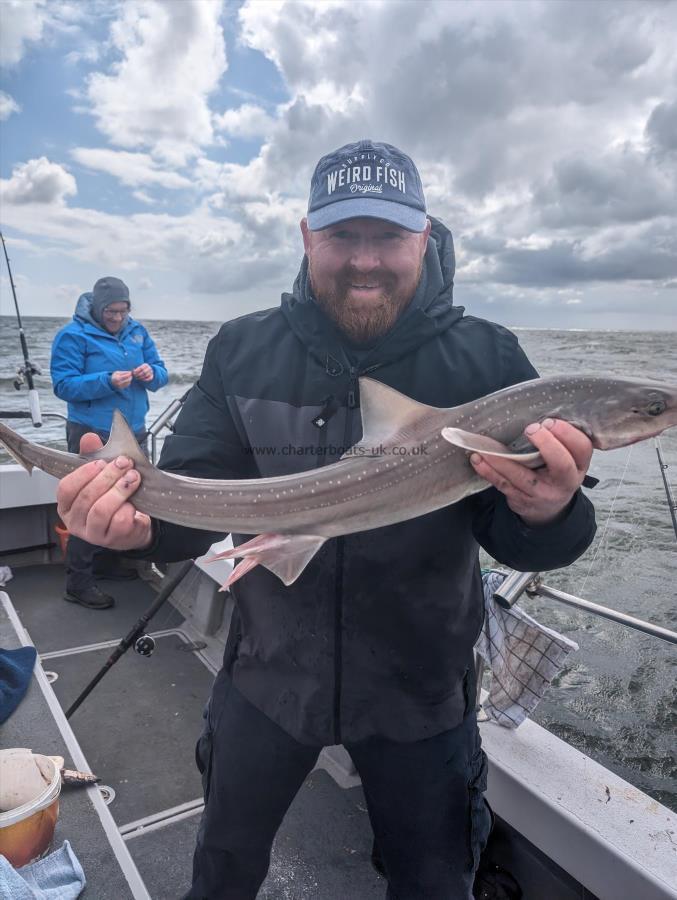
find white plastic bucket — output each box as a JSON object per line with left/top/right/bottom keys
{"left": 0, "top": 748, "right": 62, "bottom": 867}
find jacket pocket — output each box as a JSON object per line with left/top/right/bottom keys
{"left": 467, "top": 743, "right": 492, "bottom": 872}
{"left": 194, "top": 674, "right": 231, "bottom": 804}
{"left": 195, "top": 698, "right": 214, "bottom": 803}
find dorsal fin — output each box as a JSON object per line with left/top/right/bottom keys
{"left": 85, "top": 410, "right": 148, "bottom": 467}
{"left": 340, "top": 377, "right": 438, "bottom": 458}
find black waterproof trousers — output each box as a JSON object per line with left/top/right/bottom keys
{"left": 64, "top": 421, "right": 147, "bottom": 592}
{"left": 185, "top": 671, "right": 492, "bottom": 900}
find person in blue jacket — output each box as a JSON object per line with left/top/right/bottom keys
{"left": 50, "top": 276, "right": 168, "bottom": 609}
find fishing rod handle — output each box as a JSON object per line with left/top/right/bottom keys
{"left": 28, "top": 390, "right": 42, "bottom": 428}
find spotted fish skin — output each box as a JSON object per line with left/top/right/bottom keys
{"left": 2, "top": 374, "right": 676, "bottom": 585}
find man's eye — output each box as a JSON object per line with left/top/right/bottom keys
{"left": 332, "top": 231, "right": 352, "bottom": 240}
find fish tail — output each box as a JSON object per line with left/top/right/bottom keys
{"left": 0, "top": 421, "right": 34, "bottom": 473}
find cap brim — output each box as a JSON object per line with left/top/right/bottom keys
{"left": 307, "top": 198, "right": 427, "bottom": 232}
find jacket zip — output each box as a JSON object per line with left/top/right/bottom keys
{"left": 313, "top": 395, "right": 339, "bottom": 466}
{"left": 332, "top": 363, "right": 381, "bottom": 744}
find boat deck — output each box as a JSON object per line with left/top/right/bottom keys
{"left": 2, "top": 561, "right": 614, "bottom": 900}
{"left": 2, "top": 467, "right": 676, "bottom": 899}
{"left": 3, "top": 563, "right": 384, "bottom": 899}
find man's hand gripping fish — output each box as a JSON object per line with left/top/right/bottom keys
{"left": 2, "top": 375, "right": 676, "bottom": 588}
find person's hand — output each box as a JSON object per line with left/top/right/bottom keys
{"left": 111, "top": 370, "right": 133, "bottom": 389}
{"left": 469, "top": 418, "right": 593, "bottom": 526}
{"left": 132, "top": 363, "right": 153, "bottom": 382}
{"left": 57, "top": 433, "right": 153, "bottom": 551}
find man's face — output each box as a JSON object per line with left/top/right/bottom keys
{"left": 101, "top": 302, "right": 129, "bottom": 334}
{"left": 301, "top": 216, "right": 431, "bottom": 343}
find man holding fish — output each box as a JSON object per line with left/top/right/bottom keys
{"left": 55, "top": 142, "right": 598, "bottom": 898}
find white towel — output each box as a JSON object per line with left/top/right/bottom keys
{"left": 0, "top": 840, "right": 85, "bottom": 899}
{"left": 474, "top": 570, "right": 578, "bottom": 728}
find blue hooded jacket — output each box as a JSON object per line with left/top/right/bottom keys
{"left": 50, "top": 293, "right": 168, "bottom": 433}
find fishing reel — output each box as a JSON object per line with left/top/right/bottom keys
{"left": 13, "top": 361, "right": 42, "bottom": 390}
{"left": 134, "top": 634, "right": 156, "bottom": 657}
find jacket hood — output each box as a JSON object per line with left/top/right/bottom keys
{"left": 281, "top": 216, "right": 463, "bottom": 372}
{"left": 74, "top": 292, "right": 131, "bottom": 337}
{"left": 74, "top": 292, "right": 98, "bottom": 327}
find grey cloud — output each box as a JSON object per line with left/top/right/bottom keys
{"left": 592, "top": 35, "right": 653, "bottom": 76}
{"left": 646, "top": 99, "right": 677, "bottom": 155}
{"left": 462, "top": 232, "right": 507, "bottom": 256}
{"left": 261, "top": 97, "right": 370, "bottom": 196}
{"left": 534, "top": 152, "right": 675, "bottom": 228}
{"left": 480, "top": 224, "right": 677, "bottom": 287}
{"left": 241, "top": 3, "right": 364, "bottom": 90}
{"left": 190, "top": 255, "right": 293, "bottom": 294}
{"left": 188, "top": 200, "right": 302, "bottom": 295}
{"left": 240, "top": 0, "right": 677, "bottom": 204}
{"left": 455, "top": 280, "right": 677, "bottom": 330}
{"left": 230, "top": 0, "right": 677, "bottom": 305}
{"left": 543, "top": 1, "right": 654, "bottom": 80}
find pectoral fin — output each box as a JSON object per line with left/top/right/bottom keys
{"left": 441, "top": 427, "right": 543, "bottom": 469}
{"left": 206, "top": 532, "right": 327, "bottom": 588}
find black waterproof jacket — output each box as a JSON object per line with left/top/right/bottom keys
{"left": 147, "top": 219, "right": 596, "bottom": 745}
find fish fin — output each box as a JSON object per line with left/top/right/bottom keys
{"left": 85, "top": 410, "right": 148, "bottom": 467}
{"left": 0, "top": 423, "right": 34, "bottom": 473}
{"left": 441, "top": 427, "right": 544, "bottom": 469}
{"left": 341, "top": 377, "right": 439, "bottom": 458}
{"left": 206, "top": 533, "right": 327, "bottom": 587}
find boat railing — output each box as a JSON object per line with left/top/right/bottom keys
{"left": 474, "top": 568, "right": 677, "bottom": 705}
{"left": 492, "top": 569, "right": 677, "bottom": 645}
{"left": 0, "top": 411, "right": 67, "bottom": 423}
{"left": 146, "top": 387, "right": 192, "bottom": 464}
{"left": 0, "top": 388, "right": 191, "bottom": 465}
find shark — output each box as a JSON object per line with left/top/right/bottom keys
{"left": 1, "top": 375, "right": 676, "bottom": 587}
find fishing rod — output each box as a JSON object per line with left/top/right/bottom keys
{"left": 0, "top": 230, "right": 42, "bottom": 427}
{"left": 655, "top": 438, "right": 677, "bottom": 542}
{"left": 66, "top": 559, "right": 195, "bottom": 719}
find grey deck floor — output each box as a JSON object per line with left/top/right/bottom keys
{"left": 7, "top": 563, "right": 385, "bottom": 899}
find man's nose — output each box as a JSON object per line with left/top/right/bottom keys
{"left": 350, "top": 240, "right": 380, "bottom": 271}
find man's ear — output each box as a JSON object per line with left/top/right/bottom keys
{"left": 300, "top": 217, "right": 312, "bottom": 255}
{"left": 418, "top": 218, "right": 432, "bottom": 256}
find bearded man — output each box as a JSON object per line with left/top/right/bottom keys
{"left": 55, "top": 140, "right": 596, "bottom": 899}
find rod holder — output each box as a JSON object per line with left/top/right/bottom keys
{"left": 492, "top": 569, "right": 538, "bottom": 609}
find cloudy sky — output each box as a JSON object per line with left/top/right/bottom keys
{"left": 1, "top": 0, "right": 676, "bottom": 329}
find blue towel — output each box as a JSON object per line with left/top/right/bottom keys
{"left": 0, "top": 840, "right": 85, "bottom": 899}
{"left": 0, "top": 646, "right": 37, "bottom": 724}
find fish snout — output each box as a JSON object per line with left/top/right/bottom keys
{"left": 594, "top": 388, "right": 677, "bottom": 449}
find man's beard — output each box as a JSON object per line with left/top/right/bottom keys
{"left": 310, "top": 264, "right": 421, "bottom": 344}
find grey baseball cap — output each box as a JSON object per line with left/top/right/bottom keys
{"left": 306, "top": 139, "right": 427, "bottom": 232}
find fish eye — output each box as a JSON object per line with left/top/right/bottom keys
{"left": 646, "top": 398, "right": 665, "bottom": 417}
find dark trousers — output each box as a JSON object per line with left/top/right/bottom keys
{"left": 64, "top": 421, "right": 147, "bottom": 592}
{"left": 186, "top": 671, "right": 492, "bottom": 900}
